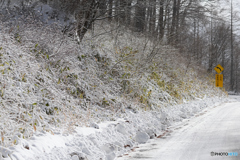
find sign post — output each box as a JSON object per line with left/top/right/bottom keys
{"left": 214, "top": 64, "right": 224, "bottom": 88}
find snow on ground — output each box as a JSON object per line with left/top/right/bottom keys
{"left": 1, "top": 97, "right": 230, "bottom": 160}
{"left": 116, "top": 95, "right": 240, "bottom": 160}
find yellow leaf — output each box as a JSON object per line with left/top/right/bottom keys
{"left": 33, "top": 125, "right": 36, "bottom": 132}
{"left": 1, "top": 132, "right": 4, "bottom": 143}
{"left": 50, "top": 130, "right": 54, "bottom": 135}
{"left": 22, "top": 73, "right": 26, "bottom": 81}
{"left": 79, "top": 93, "right": 83, "bottom": 99}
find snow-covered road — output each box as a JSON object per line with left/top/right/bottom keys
{"left": 117, "top": 98, "right": 240, "bottom": 160}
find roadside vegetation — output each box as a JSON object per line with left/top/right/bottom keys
{"left": 0, "top": 8, "right": 226, "bottom": 148}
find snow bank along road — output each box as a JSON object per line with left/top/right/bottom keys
{"left": 117, "top": 96, "right": 240, "bottom": 160}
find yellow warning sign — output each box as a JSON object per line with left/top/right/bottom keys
{"left": 216, "top": 74, "right": 223, "bottom": 87}
{"left": 214, "top": 64, "right": 224, "bottom": 74}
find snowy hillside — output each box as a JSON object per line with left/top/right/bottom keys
{"left": 0, "top": 1, "right": 229, "bottom": 160}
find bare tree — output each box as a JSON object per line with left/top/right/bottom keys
{"left": 230, "top": 0, "right": 234, "bottom": 91}
{"left": 135, "top": 0, "right": 146, "bottom": 32}
{"left": 158, "top": 0, "right": 165, "bottom": 39}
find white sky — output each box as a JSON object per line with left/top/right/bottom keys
{"left": 202, "top": 0, "right": 240, "bottom": 35}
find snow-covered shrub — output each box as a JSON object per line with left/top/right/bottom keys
{"left": 0, "top": 5, "right": 226, "bottom": 150}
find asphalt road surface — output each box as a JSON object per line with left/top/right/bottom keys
{"left": 116, "top": 96, "right": 240, "bottom": 160}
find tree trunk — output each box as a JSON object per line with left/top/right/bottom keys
{"left": 108, "top": 0, "right": 113, "bottom": 21}
{"left": 125, "top": 0, "right": 132, "bottom": 26}
{"left": 158, "top": 0, "right": 164, "bottom": 40}
{"left": 169, "top": 0, "right": 177, "bottom": 44}
{"left": 175, "top": 0, "right": 181, "bottom": 44}
{"left": 76, "top": 0, "right": 99, "bottom": 42}
{"left": 149, "top": 0, "right": 156, "bottom": 36}
{"left": 99, "top": 0, "right": 107, "bottom": 15}
{"left": 120, "top": 0, "right": 127, "bottom": 23}
{"left": 135, "top": 0, "right": 145, "bottom": 32}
